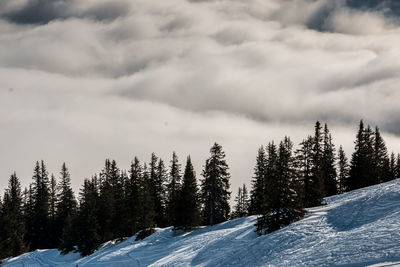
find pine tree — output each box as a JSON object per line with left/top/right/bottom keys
{"left": 389, "top": 152, "right": 397, "bottom": 182}
{"left": 136, "top": 163, "right": 156, "bottom": 238}
{"left": 396, "top": 154, "right": 400, "bottom": 179}
{"left": 0, "top": 173, "right": 27, "bottom": 258}
{"left": 126, "top": 157, "right": 142, "bottom": 235}
{"left": 374, "top": 127, "right": 390, "bottom": 183}
{"left": 29, "top": 161, "right": 51, "bottom": 250}
{"left": 349, "top": 121, "right": 375, "bottom": 190}
{"left": 148, "top": 154, "right": 167, "bottom": 227}
{"left": 175, "top": 156, "right": 201, "bottom": 230}
{"left": 304, "top": 121, "right": 325, "bottom": 207}
{"left": 48, "top": 174, "right": 58, "bottom": 247}
{"left": 201, "top": 143, "right": 231, "bottom": 226}
{"left": 249, "top": 146, "right": 266, "bottom": 215}
{"left": 76, "top": 177, "right": 100, "bottom": 256}
{"left": 232, "top": 184, "right": 250, "bottom": 218}
{"left": 166, "top": 152, "right": 181, "bottom": 226}
{"left": 256, "top": 137, "right": 304, "bottom": 234}
{"left": 322, "top": 124, "right": 337, "bottom": 197}
{"left": 337, "top": 146, "right": 349, "bottom": 194}
{"left": 97, "top": 159, "right": 117, "bottom": 242}
{"left": 56, "top": 163, "right": 77, "bottom": 253}
{"left": 296, "top": 136, "right": 314, "bottom": 207}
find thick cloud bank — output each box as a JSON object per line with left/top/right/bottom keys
{"left": 1, "top": 0, "right": 400, "bottom": 195}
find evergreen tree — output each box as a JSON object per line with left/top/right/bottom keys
{"left": 29, "top": 161, "right": 51, "bottom": 250}
{"left": 0, "top": 173, "right": 27, "bottom": 258}
{"left": 374, "top": 127, "right": 390, "bottom": 183}
{"left": 296, "top": 136, "right": 313, "bottom": 206}
{"left": 389, "top": 152, "right": 397, "bottom": 182}
{"left": 249, "top": 146, "right": 266, "bottom": 215}
{"left": 175, "top": 156, "right": 201, "bottom": 230}
{"left": 97, "top": 159, "right": 117, "bottom": 242}
{"left": 396, "top": 154, "right": 400, "bottom": 179}
{"left": 337, "top": 146, "right": 349, "bottom": 194}
{"left": 126, "top": 157, "right": 142, "bottom": 235}
{"left": 48, "top": 174, "right": 58, "bottom": 247}
{"left": 148, "top": 154, "right": 167, "bottom": 227}
{"left": 322, "top": 124, "right": 337, "bottom": 197}
{"left": 232, "top": 184, "right": 250, "bottom": 218}
{"left": 304, "top": 121, "right": 325, "bottom": 207}
{"left": 256, "top": 137, "right": 304, "bottom": 234}
{"left": 166, "top": 152, "right": 181, "bottom": 226}
{"left": 349, "top": 121, "right": 376, "bottom": 190}
{"left": 76, "top": 177, "right": 100, "bottom": 256}
{"left": 56, "top": 163, "right": 77, "bottom": 253}
{"left": 137, "top": 164, "right": 156, "bottom": 235}
{"left": 201, "top": 143, "right": 231, "bottom": 225}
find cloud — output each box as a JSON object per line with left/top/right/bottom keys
{"left": 1, "top": 0, "right": 400, "bottom": 197}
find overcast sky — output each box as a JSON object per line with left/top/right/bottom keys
{"left": 1, "top": 0, "right": 400, "bottom": 200}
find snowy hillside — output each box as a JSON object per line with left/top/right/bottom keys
{"left": 4, "top": 179, "right": 400, "bottom": 267}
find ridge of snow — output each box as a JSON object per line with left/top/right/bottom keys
{"left": 4, "top": 179, "right": 400, "bottom": 267}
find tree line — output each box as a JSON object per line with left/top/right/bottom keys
{"left": 1, "top": 120, "right": 399, "bottom": 260}
{"left": 230, "top": 120, "right": 400, "bottom": 234}
{"left": 0, "top": 143, "right": 230, "bottom": 259}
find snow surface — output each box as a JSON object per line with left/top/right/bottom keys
{"left": 4, "top": 179, "right": 400, "bottom": 267}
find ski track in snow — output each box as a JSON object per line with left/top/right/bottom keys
{"left": 4, "top": 179, "right": 400, "bottom": 267}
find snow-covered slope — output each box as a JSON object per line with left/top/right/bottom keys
{"left": 4, "top": 179, "right": 400, "bottom": 267}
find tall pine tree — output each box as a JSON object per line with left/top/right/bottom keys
{"left": 201, "top": 143, "right": 231, "bottom": 226}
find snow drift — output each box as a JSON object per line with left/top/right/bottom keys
{"left": 4, "top": 179, "right": 400, "bottom": 266}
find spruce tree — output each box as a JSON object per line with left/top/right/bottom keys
{"left": 256, "top": 137, "right": 304, "bottom": 234}
{"left": 322, "top": 124, "right": 337, "bottom": 197}
{"left": 48, "top": 174, "right": 58, "bottom": 247}
{"left": 136, "top": 163, "right": 156, "bottom": 239}
{"left": 126, "top": 157, "right": 142, "bottom": 235}
{"left": 97, "top": 159, "right": 117, "bottom": 242}
{"left": 200, "top": 143, "right": 231, "bottom": 226}
{"left": 389, "top": 152, "right": 397, "bottom": 182}
{"left": 175, "top": 156, "right": 201, "bottom": 230}
{"left": 374, "top": 127, "right": 390, "bottom": 183}
{"left": 76, "top": 177, "right": 100, "bottom": 256}
{"left": 232, "top": 184, "right": 250, "bottom": 218}
{"left": 29, "top": 161, "right": 51, "bottom": 250}
{"left": 56, "top": 163, "right": 77, "bottom": 253}
{"left": 337, "top": 146, "right": 349, "bottom": 194}
{"left": 349, "top": 121, "right": 375, "bottom": 190}
{"left": 167, "top": 152, "right": 181, "bottom": 226}
{"left": 249, "top": 146, "right": 266, "bottom": 215}
{"left": 296, "top": 136, "right": 313, "bottom": 207}
{"left": 148, "top": 154, "right": 167, "bottom": 227}
{"left": 0, "top": 173, "right": 27, "bottom": 258}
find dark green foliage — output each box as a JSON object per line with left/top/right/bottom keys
{"left": 175, "top": 156, "right": 201, "bottom": 230}
{"left": 349, "top": 121, "right": 383, "bottom": 190}
{"left": 148, "top": 154, "right": 167, "bottom": 227}
{"left": 201, "top": 143, "right": 231, "bottom": 226}
{"left": 28, "top": 161, "right": 51, "bottom": 250}
{"left": 166, "top": 152, "right": 181, "bottom": 226}
{"left": 138, "top": 164, "right": 156, "bottom": 231}
{"left": 56, "top": 163, "right": 77, "bottom": 253}
{"left": 249, "top": 146, "right": 267, "bottom": 215}
{"left": 232, "top": 184, "right": 250, "bottom": 218}
{"left": 0, "top": 173, "right": 27, "bottom": 259}
{"left": 322, "top": 124, "right": 337, "bottom": 197}
{"left": 296, "top": 136, "right": 313, "bottom": 207}
{"left": 256, "top": 137, "right": 305, "bottom": 234}
{"left": 337, "top": 146, "right": 349, "bottom": 194}
{"left": 76, "top": 177, "right": 101, "bottom": 256}
{"left": 126, "top": 157, "right": 142, "bottom": 235}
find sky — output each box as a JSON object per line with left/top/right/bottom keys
{"left": 1, "top": 0, "right": 400, "bottom": 201}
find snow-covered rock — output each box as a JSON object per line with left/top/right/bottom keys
{"left": 4, "top": 179, "right": 400, "bottom": 266}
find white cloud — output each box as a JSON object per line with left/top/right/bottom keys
{"left": 1, "top": 0, "right": 400, "bottom": 199}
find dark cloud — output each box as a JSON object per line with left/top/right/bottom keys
{"left": 1, "top": 0, "right": 400, "bottom": 198}
{"left": 1, "top": 0, "right": 130, "bottom": 24}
